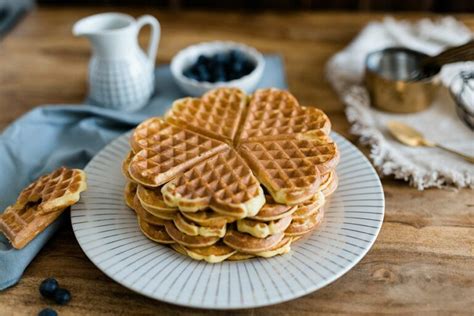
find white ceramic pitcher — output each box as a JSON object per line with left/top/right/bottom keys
{"left": 73, "top": 13, "right": 160, "bottom": 111}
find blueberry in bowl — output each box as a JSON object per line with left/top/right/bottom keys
{"left": 183, "top": 50, "right": 256, "bottom": 83}
{"left": 171, "top": 41, "right": 265, "bottom": 96}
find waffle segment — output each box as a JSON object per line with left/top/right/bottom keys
{"left": 162, "top": 149, "right": 265, "bottom": 218}
{"left": 166, "top": 88, "right": 247, "bottom": 143}
{"left": 128, "top": 118, "right": 228, "bottom": 187}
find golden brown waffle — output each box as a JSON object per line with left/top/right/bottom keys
{"left": 223, "top": 229, "right": 284, "bottom": 253}
{"left": 0, "top": 205, "right": 62, "bottom": 249}
{"left": 164, "top": 221, "right": 220, "bottom": 248}
{"left": 174, "top": 213, "right": 226, "bottom": 238}
{"left": 121, "top": 152, "right": 135, "bottom": 182}
{"left": 285, "top": 208, "right": 325, "bottom": 237}
{"left": 183, "top": 242, "right": 236, "bottom": 263}
{"left": 239, "top": 136, "right": 338, "bottom": 205}
{"left": 133, "top": 196, "right": 168, "bottom": 226}
{"left": 139, "top": 217, "right": 174, "bottom": 244}
{"left": 15, "top": 167, "right": 87, "bottom": 214}
{"left": 181, "top": 210, "right": 236, "bottom": 227}
{"left": 292, "top": 191, "right": 325, "bottom": 221}
{"left": 123, "top": 182, "right": 137, "bottom": 209}
{"left": 128, "top": 118, "right": 228, "bottom": 187}
{"left": 0, "top": 167, "right": 87, "bottom": 249}
{"left": 136, "top": 185, "right": 177, "bottom": 212}
{"left": 255, "top": 236, "right": 292, "bottom": 258}
{"left": 228, "top": 252, "right": 255, "bottom": 261}
{"left": 238, "top": 88, "right": 331, "bottom": 142}
{"left": 249, "top": 195, "right": 296, "bottom": 221}
{"left": 123, "top": 87, "right": 339, "bottom": 262}
{"left": 162, "top": 149, "right": 265, "bottom": 218}
{"left": 236, "top": 215, "right": 292, "bottom": 238}
{"left": 166, "top": 88, "right": 247, "bottom": 143}
{"left": 320, "top": 171, "right": 339, "bottom": 197}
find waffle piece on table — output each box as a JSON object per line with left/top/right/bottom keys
{"left": 0, "top": 167, "right": 87, "bottom": 249}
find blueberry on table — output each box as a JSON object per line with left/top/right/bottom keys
{"left": 39, "top": 278, "right": 58, "bottom": 298}
{"left": 38, "top": 308, "right": 57, "bottom": 316}
{"left": 53, "top": 288, "right": 72, "bottom": 305}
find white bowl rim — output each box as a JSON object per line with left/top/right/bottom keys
{"left": 170, "top": 40, "right": 265, "bottom": 89}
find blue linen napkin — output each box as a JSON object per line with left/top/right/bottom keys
{"left": 0, "top": 55, "right": 287, "bottom": 290}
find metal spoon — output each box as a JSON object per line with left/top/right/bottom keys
{"left": 387, "top": 121, "right": 474, "bottom": 163}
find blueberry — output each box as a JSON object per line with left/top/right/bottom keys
{"left": 196, "top": 55, "right": 210, "bottom": 66}
{"left": 39, "top": 278, "right": 58, "bottom": 298}
{"left": 214, "top": 52, "right": 230, "bottom": 65}
{"left": 183, "top": 68, "right": 200, "bottom": 81}
{"left": 211, "top": 65, "right": 226, "bottom": 82}
{"left": 230, "top": 50, "right": 246, "bottom": 63}
{"left": 53, "top": 288, "right": 71, "bottom": 305}
{"left": 242, "top": 60, "right": 255, "bottom": 75}
{"left": 196, "top": 64, "right": 210, "bottom": 82}
{"left": 232, "top": 61, "right": 244, "bottom": 74}
{"left": 38, "top": 308, "right": 57, "bottom": 316}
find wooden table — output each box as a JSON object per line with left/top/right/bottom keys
{"left": 0, "top": 7, "right": 473, "bottom": 315}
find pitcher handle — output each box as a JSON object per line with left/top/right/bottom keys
{"left": 136, "top": 15, "right": 161, "bottom": 64}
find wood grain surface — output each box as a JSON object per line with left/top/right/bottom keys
{"left": 0, "top": 7, "right": 473, "bottom": 316}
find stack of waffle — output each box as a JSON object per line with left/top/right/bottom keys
{"left": 122, "top": 88, "right": 339, "bottom": 263}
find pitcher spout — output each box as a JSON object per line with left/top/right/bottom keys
{"left": 73, "top": 12, "right": 135, "bottom": 37}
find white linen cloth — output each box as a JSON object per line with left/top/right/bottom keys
{"left": 326, "top": 17, "right": 474, "bottom": 189}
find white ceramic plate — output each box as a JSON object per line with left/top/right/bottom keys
{"left": 71, "top": 131, "right": 384, "bottom": 309}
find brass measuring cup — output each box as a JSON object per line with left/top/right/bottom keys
{"left": 365, "top": 41, "right": 474, "bottom": 113}
{"left": 365, "top": 48, "right": 438, "bottom": 113}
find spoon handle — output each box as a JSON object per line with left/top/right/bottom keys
{"left": 434, "top": 143, "right": 474, "bottom": 164}
{"left": 423, "top": 40, "right": 474, "bottom": 67}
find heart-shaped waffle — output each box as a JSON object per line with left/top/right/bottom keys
{"left": 162, "top": 149, "right": 265, "bottom": 218}
{"left": 239, "top": 135, "right": 338, "bottom": 204}
{"left": 166, "top": 88, "right": 247, "bottom": 143}
{"left": 238, "top": 88, "right": 331, "bottom": 142}
{"left": 128, "top": 118, "right": 228, "bottom": 187}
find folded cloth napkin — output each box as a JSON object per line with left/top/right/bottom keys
{"left": 0, "top": 55, "right": 287, "bottom": 290}
{"left": 327, "top": 17, "right": 474, "bottom": 189}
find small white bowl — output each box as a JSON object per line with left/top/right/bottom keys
{"left": 170, "top": 41, "right": 265, "bottom": 96}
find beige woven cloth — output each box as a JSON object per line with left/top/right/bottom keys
{"left": 327, "top": 17, "right": 474, "bottom": 189}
